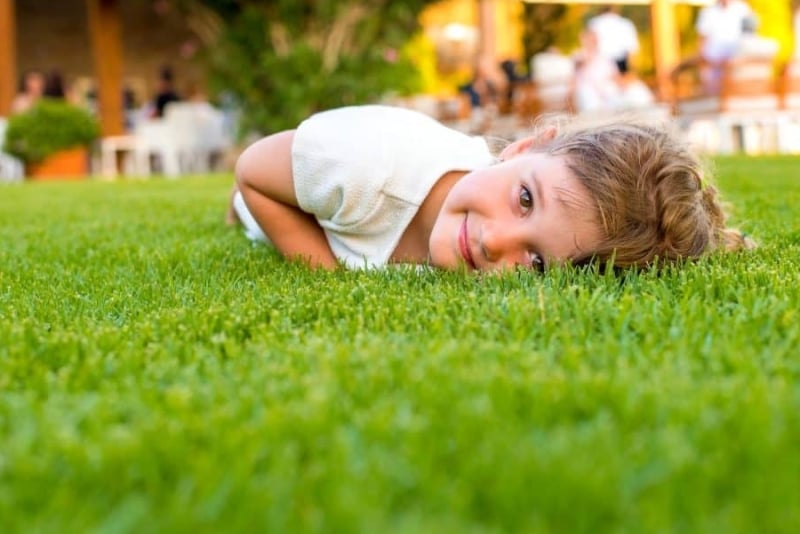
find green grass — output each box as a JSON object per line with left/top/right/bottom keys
{"left": 1, "top": 156, "right": 799, "bottom": 533}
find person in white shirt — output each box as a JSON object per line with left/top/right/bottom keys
{"left": 696, "top": 0, "right": 754, "bottom": 93}
{"left": 573, "top": 29, "right": 655, "bottom": 114}
{"left": 587, "top": 5, "right": 640, "bottom": 75}
{"left": 573, "top": 29, "right": 623, "bottom": 113}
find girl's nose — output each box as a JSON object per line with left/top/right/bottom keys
{"left": 480, "top": 223, "right": 528, "bottom": 268}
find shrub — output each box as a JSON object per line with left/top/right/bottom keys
{"left": 179, "top": 1, "right": 438, "bottom": 136}
{"left": 3, "top": 99, "right": 100, "bottom": 163}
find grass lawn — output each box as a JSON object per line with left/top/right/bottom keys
{"left": 1, "top": 156, "right": 799, "bottom": 533}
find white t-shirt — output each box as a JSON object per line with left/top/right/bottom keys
{"left": 588, "top": 12, "right": 640, "bottom": 62}
{"left": 697, "top": 0, "right": 754, "bottom": 62}
{"left": 235, "top": 105, "right": 495, "bottom": 269}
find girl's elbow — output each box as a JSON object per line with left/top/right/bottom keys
{"left": 234, "top": 130, "right": 296, "bottom": 191}
{"left": 234, "top": 146, "right": 255, "bottom": 189}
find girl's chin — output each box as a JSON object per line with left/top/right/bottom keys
{"left": 427, "top": 249, "right": 460, "bottom": 271}
{"left": 427, "top": 217, "right": 462, "bottom": 270}
{"left": 425, "top": 247, "right": 449, "bottom": 270}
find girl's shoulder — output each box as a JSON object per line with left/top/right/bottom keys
{"left": 298, "top": 105, "right": 490, "bottom": 157}
{"left": 301, "top": 104, "right": 444, "bottom": 131}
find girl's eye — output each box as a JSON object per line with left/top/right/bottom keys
{"left": 530, "top": 252, "right": 544, "bottom": 272}
{"left": 519, "top": 186, "right": 533, "bottom": 211}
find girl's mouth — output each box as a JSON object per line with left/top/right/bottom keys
{"left": 459, "top": 217, "right": 477, "bottom": 270}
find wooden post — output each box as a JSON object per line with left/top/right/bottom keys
{"left": 795, "top": 6, "right": 800, "bottom": 59}
{"left": 87, "top": 0, "right": 124, "bottom": 137}
{"left": 650, "top": 0, "right": 680, "bottom": 102}
{"left": 0, "top": 0, "right": 17, "bottom": 116}
{"left": 477, "top": 0, "right": 496, "bottom": 60}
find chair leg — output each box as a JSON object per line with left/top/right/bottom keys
{"left": 134, "top": 149, "right": 152, "bottom": 177}
{"left": 101, "top": 143, "right": 118, "bottom": 179}
{"left": 121, "top": 150, "right": 136, "bottom": 176}
{"left": 162, "top": 149, "right": 181, "bottom": 178}
{"left": 195, "top": 150, "right": 210, "bottom": 174}
{"left": 757, "top": 119, "right": 776, "bottom": 154}
{"left": 776, "top": 114, "right": 800, "bottom": 154}
{"left": 685, "top": 119, "right": 721, "bottom": 153}
{"left": 716, "top": 117, "right": 735, "bottom": 155}
{"left": 0, "top": 155, "right": 24, "bottom": 182}
{"left": 741, "top": 120, "right": 761, "bottom": 155}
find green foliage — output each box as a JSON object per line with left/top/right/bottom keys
{"left": 2, "top": 99, "right": 100, "bottom": 163}
{"left": 190, "top": 0, "right": 438, "bottom": 135}
{"left": 521, "top": 3, "right": 569, "bottom": 61}
{"left": 1, "top": 157, "right": 799, "bottom": 531}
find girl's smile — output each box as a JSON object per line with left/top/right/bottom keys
{"left": 459, "top": 217, "right": 477, "bottom": 269}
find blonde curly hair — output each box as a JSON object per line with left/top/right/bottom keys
{"left": 529, "top": 116, "right": 756, "bottom": 268}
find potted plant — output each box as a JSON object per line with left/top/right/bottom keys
{"left": 2, "top": 99, "right": 100, "bottom": 179}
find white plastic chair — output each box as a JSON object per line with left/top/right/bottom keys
{"left": 134, "top": 119, "right": 181, "bottom": 177}
{"left": 133, "top": 102, "right": 230, "bottom": 177}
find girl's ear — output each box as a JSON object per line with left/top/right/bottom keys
{"left": 498, "top": 137, "right": 535, "bottom": 161}
{"left": 498, "top": 126, "right": 557, "bottom": 161}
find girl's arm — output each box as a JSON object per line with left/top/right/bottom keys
{"left": 235, "top": 130, "right": 339, "bottom": 269}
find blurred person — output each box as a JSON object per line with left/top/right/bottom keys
{"left": 150, "top": 65, "right": 181, "bottom": 118}
{"left": 573, "top": 29, "right": 622, "bottom": 113}
{"left": 696, "top": 0, "right": 754, "bottom": 93}
{"left": 499, "top": 59, "right": 528, "bottom": 107}
{"left": 43, "top": 69, "right": 68, "bottom": 99}
{"left": 457, "top": 55, "right": 508, "bottom": 132}
{"left": 587, "top": 5, "right": 640, "bottom": 75}
{"left": 574, "top": 29, "right": 655, "bottom": 114}
{"left": 10, "top": 69, "right": 45, "bottom": 114}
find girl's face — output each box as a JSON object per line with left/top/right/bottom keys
{"left": 428, "top": 151, "right": 603, "bottom": 272}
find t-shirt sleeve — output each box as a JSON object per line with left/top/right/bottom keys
{"left": 291, "top": 107, "right": 390, "bottom": 229}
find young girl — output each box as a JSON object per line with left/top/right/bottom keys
{"left": 228, "top": 105, "right": 754, "bottom": 271}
